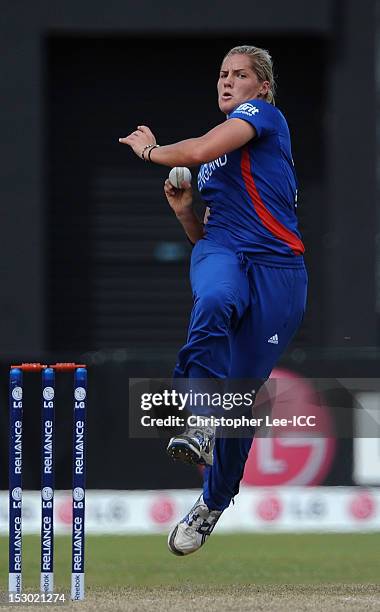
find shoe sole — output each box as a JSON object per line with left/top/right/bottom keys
{"left": 167, "top": 525, "right": 184, "bottom": 556}
{"left": 167, "top": 438, "right": 202, "bottom": 465}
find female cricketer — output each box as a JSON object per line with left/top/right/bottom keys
{"left": 119, "top": 45, "right": 308, "bottom": 555}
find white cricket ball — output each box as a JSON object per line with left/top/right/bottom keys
{"left": 168, "top": 166, "right": 192, "bottom": 189}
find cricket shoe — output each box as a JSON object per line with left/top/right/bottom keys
{"left": 166, "top": 423, "right": 215, "bottom": 466}
{"left": 168, "top": 494, "right": 222, "bottom": 556}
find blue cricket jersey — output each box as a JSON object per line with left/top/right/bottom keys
{"left": 197, "top": 99, "right": 305, "bottom": 264}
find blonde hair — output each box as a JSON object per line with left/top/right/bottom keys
{"left": 223, "top": 45, "right": 276, "bottom": 105}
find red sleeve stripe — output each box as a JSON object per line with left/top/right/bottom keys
{"left": 240, "top": 146, "right": 305, "bottom": 255}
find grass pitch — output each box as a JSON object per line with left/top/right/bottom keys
{"left": 1, "top": 533, "right": 379, "bottom": 610}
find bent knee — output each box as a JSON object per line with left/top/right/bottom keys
{"left": 195, "top": 289, "right": 236, "bottom": 318}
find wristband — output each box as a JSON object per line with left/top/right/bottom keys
{"left": 147, "top": 144, "right": 160, "bottom": 162}
{"left": 141, "top": 143, "right": 156, "bottom": 161}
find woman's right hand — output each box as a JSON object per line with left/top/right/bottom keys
{"left": 164, "top": 179, "right": 193, "bottom": 220}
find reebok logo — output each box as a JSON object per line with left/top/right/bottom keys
{"left": 268, "top": 334, "right": 279, "bottom": 344}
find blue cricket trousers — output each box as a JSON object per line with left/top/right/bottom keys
{"left": 174, "top": 238, "right": 308, "bottom": 510}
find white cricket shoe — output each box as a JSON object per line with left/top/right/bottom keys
{"left": 167, "top": 424, "right": 215, "bottom": 466}
{"left": 168, "top": 494, "right": 222, "bottom": 556}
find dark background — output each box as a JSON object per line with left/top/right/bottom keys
{"left": 0, "top": 0, "right": 377, "bottom": 489}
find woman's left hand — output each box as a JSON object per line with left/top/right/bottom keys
{"left": 119, "top": 125, "right": 157, "bottom": 159}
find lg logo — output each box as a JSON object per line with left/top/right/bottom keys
{"left": 243, "top": 369, "right": 336, "bottom": 486}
